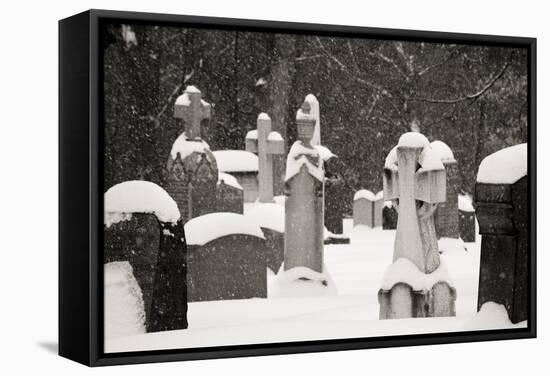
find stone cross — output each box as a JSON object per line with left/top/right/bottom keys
{"left": 383, "top": 135, "right": 447, "bottom": 273}
{"left": 284, "top": 101, "right": 325, "bottom": 273}
{"left": 245, "top": 113, "right": 285, "bottom": 202}
{"left": 174, "top": 85, "right": 211, "bottom": 140}
{"left": 379, "top": 133, "right": 456, "bottom": 319}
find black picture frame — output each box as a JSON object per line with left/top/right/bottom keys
{"left": 59, "top": 8, "right": 537, "bottom": 367}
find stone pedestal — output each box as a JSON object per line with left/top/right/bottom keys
{"left": 475, "top": 177, "right": 528, "bottom": 324}
{"left": 378, "top": 282, "right": 456, "bottom": 319}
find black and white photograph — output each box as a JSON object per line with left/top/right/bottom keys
{"left": 100, "top": 18, "right": 532, "bottom": 353}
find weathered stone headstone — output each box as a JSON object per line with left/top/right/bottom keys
{"left": 216, "top": 172, "right": 244, "bottom": 214}
{"left": 378, "top": 133, "right": 456, "bottom": 319}
{"left": 184, "top": 213, "right": 267, "bottom": 301}
{"left": 246, "top": 113, "right": 285, "bottom": 203}
{"left": 166, "top": 86, "right": 218, "bottom": 221}
{"left": 382, "top": 201, "right": 398, "bottom": 230}
{"left": 458, "top": 194, "right": 476, "bottom": 243}
{"left": 431, "top": 140, "right": 460, "bottom": 239}
{"left": 284, "top": 101, "right": 325, "bottom": 273}
{"left": 475, "top": 143, "right": 528, "bottom": 324}
{"left": 104, "top": 181, "right": 188, "bottom": 332}
{"left": 323, "top": 149, "right": 348, "bottom": 236}
{"left": 213, "top": 150, "right": 259, "bottom": 203}
{"left": 353, "top": 189, "right": 383, "bottom": 227}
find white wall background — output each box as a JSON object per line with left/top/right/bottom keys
{"left": 0, "top": 0, "right": 546, "bottom": 374}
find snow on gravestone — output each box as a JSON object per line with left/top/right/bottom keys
{"left": 245, "top": 203, "right": 285, "bottom": 273}
{"left": 431, "top": 140, "right": 460, "bottom": 239}
{"left": 184, "top": 213, "right": 268, "bottom": 302}
{"left": 213, "top": 150, "right": 259, "bottom": 203}
{"left": 245, "top": 113, "right": 285, "bottom": 203}
{"left": 282, "top": 100, "right": 335, "bottom": 294}
{"left": 104, "top": 181, "right": 188, "bottom": 332}
{"left": 475, "top": 143, "right": 528, "bottom": 324}
{"left": 216, "top": 172, "right": 244, "bottom": 214}
{"left": 379, "top": 133, "right": 456, "bottom": 319}
{"left": 104, "top": 261, "right": 146, "bottom": 339}
{"left": 353, "top": 189, "right": 383, "bottom": 228}
{"left": 458, "top": 194, "right": 476, "bottom": 243}
{"left": 167, "top": 85, "right": 218, "bottom": 221}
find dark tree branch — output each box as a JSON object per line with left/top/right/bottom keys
{"left": 413, "top": 60, "right": 510, "bottom": 104}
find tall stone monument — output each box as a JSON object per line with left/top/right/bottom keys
{"left": 245, "top": 113, "right": 285, "bottom": 203}
{"left": 475, "top": 143, "right": 528, "bottom": 324}
{"left": 378, "top": 133, "right": 456, "bottom": 319}
{"left": 284, "top": 101, "right": 325, "bottom": 273}
{"left": 166, "top": 86, "right": 218, "bottom": 221}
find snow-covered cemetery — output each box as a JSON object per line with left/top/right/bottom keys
{"left": 102, "top": 25, "right": 529, "bottom": 353}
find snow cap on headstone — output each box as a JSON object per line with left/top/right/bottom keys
{"left": 170, "top": 132, "right": 210, "bottom": 160}
{"left": 104, "top": 180, "right": 181, "bottom": 227}
{"left": 430, "top": 140, "right": 456, "bottom": 163}
{"left": 184, "top": 212, "right": 265, "bottom": 245}
{"left": 477, "top": 143, "right": 527, "bottom": 184}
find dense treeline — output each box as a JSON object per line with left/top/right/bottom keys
{"left": 103, "top": 23, "right": 528, "bottom": 215}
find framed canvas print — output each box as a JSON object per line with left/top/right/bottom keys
{"left": 59, "top": 9, "right": 536, "bottom": 366}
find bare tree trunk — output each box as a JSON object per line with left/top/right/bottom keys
{"left": 270, "top": 34, "right": 296, "bottom": 196}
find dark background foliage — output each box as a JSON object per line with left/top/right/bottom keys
{"left": 103, "top": 23, "right": 528, "bottom": 215}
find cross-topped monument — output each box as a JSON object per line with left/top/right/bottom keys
{"left": 245, "top": 113, "right": 285, "bottom": 203}
{"left": 379, "top": 132, "right": 456, "bottom": 319}
{"left": 384, "top": 133, "right": 446, "bottom": 272}
{"left": 284, "top": 101, "right": 325, "bottom": 273}
{"left": 174, "top": 85, "right": 212, "bottom": 140}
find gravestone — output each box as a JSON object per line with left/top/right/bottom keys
{"left": 475, "top": 143, "right": 528, "bottom": 324}
{"left": 458, "top": 194, "right": 476, "bottom": 243}
{"left": 245, "top": 203, "right": 285, "bottom": 273}
{"left": 246, "top": 113, "right": 285, "bottom": 203}
{"left": 104, "top": 181, "right": 188, "bottom": 332}
{"left": 323, "top": 151, "right": 348, "bottom": 236}
{"left": 284, "top": 100, "right": 325, "bottom": 273}
{"left": 213, "top": 150, "right": 259, "bottom": 203}
{"left": 216, "top": 172, "right": 244, "bottom": 214}
{"left": 378, "top": 133, "right": 456, "bottom": 319}
{"left": 431, "top": 141, "right": 460, "bottom": 239}
{"left": 382, "top": 201, "right": 398, "bottom": 230}
{"left": 166, "top": 86, "right": 218, "bottom": 221}
{"left": 353, "top": 190, "right": 383, "bottom": 227}
{"left": 184, "top": 213, "right": 267, "bottom": 301}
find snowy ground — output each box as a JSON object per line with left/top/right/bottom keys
{"left": 105, "top": 218, "right": 525, "bottom": 354}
